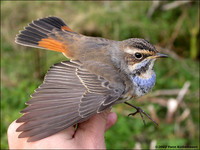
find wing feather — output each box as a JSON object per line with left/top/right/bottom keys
{"left": 16, "top": 60, "right": 125, "bottom": 142}
{"left": 16, "top": 61, "right": 86, "bottom": 142}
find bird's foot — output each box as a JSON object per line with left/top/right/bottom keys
{"left": 124, "top": 102, "right": 159, "bottom": 126}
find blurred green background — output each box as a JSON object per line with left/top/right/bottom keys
{"left": 1, "top": 1, "right": 199, "bottom": 149}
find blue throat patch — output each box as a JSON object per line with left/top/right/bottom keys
{"left": 135, "top": 59, "right": 149, "bottom": 70}
{"left": 132, "top": 71, "right": 156, "bottom": 94}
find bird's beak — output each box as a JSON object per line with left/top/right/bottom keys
{"left": 155, "top": 53, "right": 168, "bottom": 58}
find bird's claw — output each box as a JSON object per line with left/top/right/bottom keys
{"left": 125, "top": 102, "right": 159, "bottom": 126}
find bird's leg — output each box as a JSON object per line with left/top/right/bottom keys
{"left": 124, "top": 102, "right": 159, "bottom": 126}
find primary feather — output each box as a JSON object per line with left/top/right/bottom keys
{"left": 16, "top": 60, "right": 124, "bottom": 142}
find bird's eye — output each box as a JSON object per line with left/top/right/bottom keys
{"left": 135, "top": 52, "right": 143, "bottom": 59}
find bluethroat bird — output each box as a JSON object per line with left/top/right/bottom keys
{"left": 15, "top": 17, "right": 168, "bottom": 142}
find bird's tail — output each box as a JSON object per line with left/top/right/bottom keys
{"left": 15, "top": 16, "right": 76, "bottom": 54}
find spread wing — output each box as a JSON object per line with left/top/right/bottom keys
{"left": 16, "top": 60, "right": 124, "bottom": 142}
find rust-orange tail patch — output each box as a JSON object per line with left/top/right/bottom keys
{"left": 61, "top": 26, "right": 74, "bottom": 32}
{"left": 38, "top": 38, "right": 66, "bottom": 53}
{"left": 15, "top": 17, "right": 75, "bottom": 54}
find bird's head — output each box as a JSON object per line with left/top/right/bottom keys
{"left": 114, "top": 38, "right": 168, "bottom": 97}
{"left": 121, "top": 38, "right": 168, "bottom": 78}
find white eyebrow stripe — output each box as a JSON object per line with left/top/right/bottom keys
{"left": 124, "top": 48, "right": 155, "bottom": 55}
{"left": 124, "top": 48, "right": 138, "bottom": 55}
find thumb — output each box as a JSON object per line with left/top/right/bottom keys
{"left": 74, "top": 109, "right": 111, "bottom": 148}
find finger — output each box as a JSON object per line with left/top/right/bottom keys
{"left": 74, "top": 109, "right": 111, "bottom": 148}
{"left": 46, "top": 126, "right": 75, "bottom": 141}
{"left": 7, "top": 120, "right": 28, "bottom": 149}
{"left": 105, "top": 112, "right": 117, "bottom": 132}
{"left": 8, "top": 120, "right": 75, "bottom": 149}
{"left": 76, "top": 108, "right": 111, "bottom": 135}
{"left": 32, "top": 126, "right": 75, "bottom": 148}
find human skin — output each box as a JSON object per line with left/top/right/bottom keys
{"left": 7, "top": 109, "right": 117, "bottom": 149}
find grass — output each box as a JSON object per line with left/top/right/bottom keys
{"left": 1, "top": 1, "right": 199, "bottom": 149}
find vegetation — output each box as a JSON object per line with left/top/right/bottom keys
{"left": 1, "top": 1, "right": 199, "bottom": 149}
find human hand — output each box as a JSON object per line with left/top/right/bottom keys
{"left": 7, "top": 109, "right": 117, "bottom": 149}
